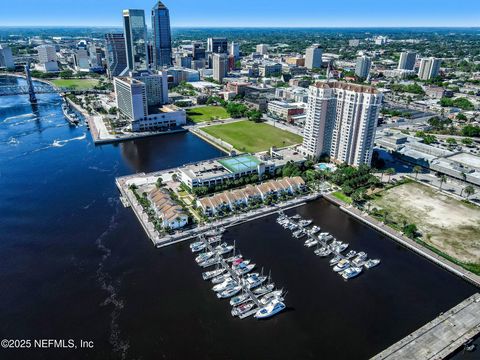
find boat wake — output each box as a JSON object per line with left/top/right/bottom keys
{"left": 52, "top": 133, "right": 86, "bottom": 147}
{"left": 3, "top": 113, "right": 35, "bottom": 122}
{"left": 95, "top": 198, "right": 129, "bottom": 359}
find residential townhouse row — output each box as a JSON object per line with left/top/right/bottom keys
{"left": 148, "top": 188, "right": 189, "bottom": 229}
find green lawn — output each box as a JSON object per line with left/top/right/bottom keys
{"left": 202, "top": 120, "right": 303, "bottom": 153}
{"left": 332, "top": 191, "right": 353, "bottom": 204}
{"left": 186, "top": 106, "right": 230, "bottom": 123}
{"left": 50, "top": 79, "right": 99, "bottom": 90}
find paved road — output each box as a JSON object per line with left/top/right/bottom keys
{"left": 264, "top": 116, "right": 304, "bottom": 136}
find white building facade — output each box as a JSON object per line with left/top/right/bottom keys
{"left": 302, "top": 82, "right": 383, "bottom": 166}
{"left": 418, "top": 57, "right": 441, "bottom": 80}
{"left": 305, "top": 45, "right": 322, "bottom": 70}
{"left": 36, "top": 45, "right": 58, "bottom": 72}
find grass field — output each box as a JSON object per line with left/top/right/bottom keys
{"left": 50, "top": 79, "right": 99, "bottom": 90}
{"left": 186, "top": 106, "right": 230, "bottom": 123}
{"left": 202, "top": 120, "right": 303, "bottom": 153}
{"left": 372, "top": 182, "right": 480, "bottom": 268}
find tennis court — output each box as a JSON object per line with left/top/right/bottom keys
{"left": 218, "top": 155, "right": 261, "bottom": 173}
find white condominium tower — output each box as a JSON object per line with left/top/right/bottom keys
{"left": 302, "top": 82, "right": 383, "bottom": 166}
{"left": 212, "top": 53, "right": 228, "bottom": 82}
{"left": 398, "top": 51, "right": 417, "bottom": 70}
{"left": 417, "top": 57, "right": 441, "bottom": 80}
{"left": 305, "top": 44, "right": 322, "bottom": 70}
{"left": 355, "top": 55, "right": 371, "bottom": 79}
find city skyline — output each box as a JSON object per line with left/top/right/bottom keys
{"left": 2, "top": 0, "right": 480, "bottom": 27}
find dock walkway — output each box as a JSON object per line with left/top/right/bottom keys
{"left": 372, "top": 293, "right": 480, "bottom": 359}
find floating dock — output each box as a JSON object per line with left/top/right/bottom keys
{"left": 372, "top": 293, "right": 480, "bottom": 360}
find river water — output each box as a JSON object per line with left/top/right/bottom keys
{"left": 0, "top": 76, "right": 477, "bottom": 360}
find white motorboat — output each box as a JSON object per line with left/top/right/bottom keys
{"left": 191, "top": 243, "right": 207, "bottom": 253}
{"left": 336, "top": 243, "right": 349, "bottom": 252}
{"left": 199, "top": 257, "right": 221, "bottom": 268}
{"left": 299, "top": 219, "right": 313, "bottom": 227}
{"left": 205, "top": 227, "right": 225, "bottom": 237}
{"left": 231, "top": 301, "right": 256, "bottom": 317}
{"left": 364, "top": 259, "right": 381, "bottom": 269}
{"left": 304, "top": 239, "right": 318, "bottom": 248}
{"left": 333, "top": 259, "right": 350, "bottom": 272}
{"left": 309, "top": 226, "right": 321, "bottom": 235}
{"left": 329, "top": 255, "right": 342, "bottom": 266}
{"left": 208, "top": 235, "right": 222, "bottom": 244}
{"left": 259, "top": 290, "right": 284, "bottom": 306}
{"left": 230, "top": 292, "right": 250, "bottom": 307}
{"left": 341, "top": 266, "right": 363, "bottom": 279}
{"left": 254, "top": 299, "right": 286, "bottom": 319}
{"left": 211, "top": 274, "right": 231, "bottom": 285}
{"left": 252, "top": 283, "right": 275, "bottom": 296}
{"left": 195, "top": 251, "right": 214, "bottom": 263}
{"left": 314, "top": 247, "right": 332, "bottom": 257}
{"left": 352, "top": 252, "right": 367, "bottom": 266}
{"left": 235, "top": 263, "right": 256, "bottom": 276}
{"left": 217, "top": 285, "right": 242, "bottom": 299}
{"left": 293, "top": 230, "right": 305, "bottom": 239}
{"left": 243, "top": 274, "right": 267, "bottom": 289}
{"left": 190, "top": 240, "right": 204, "bottom": 249}
{"left": 214, "top": 243, "right": 234, "bottom": 255}
{"left": 202, "top": 268, "right": 225, "bottom": 280}
{"left": 212, "top": 278, "right": 237, "bottom": 292}
{"left": 345, "top": 250, "right": 357, "bottom": 259}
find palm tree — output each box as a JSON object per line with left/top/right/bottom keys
{"left": 465, "top": 185, "right": 475, "bottom": 199}
{"left": 385, "top": 168, "right": 396, "bottom": 182}
{"left": 461, "top": 172, "right": 467, "bottom": 184}
{"left": 413, "top": 165, "right": 422, "bottom": 180}
{"left": 439, "top": 175, "right": 447, "bottom": 191}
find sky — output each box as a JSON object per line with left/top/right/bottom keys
{"left": 1, "top": 0, "right": 480, "bottom": 27}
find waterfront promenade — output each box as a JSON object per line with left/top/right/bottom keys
{"left": 324, "top": 194, "right": 480, "bottom": 288}
{"left": 372, "top": 293, "right": 480, "bottom": 359}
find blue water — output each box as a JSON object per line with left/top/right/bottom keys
{"left": 0, "top": 76, "right": 477, "bottom": 360}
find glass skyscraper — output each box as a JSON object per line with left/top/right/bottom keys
{"left": 151, "top": 1, "right": 172, "bottom": 68}
{"left": 105, "top": 33, "right": 127, "bottom": 78}
{"left": 123, "top": 9, "right": 148, "bottom": 72}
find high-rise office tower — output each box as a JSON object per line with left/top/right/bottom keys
{"left": 398, "top": 51, "right": 417, "bottom": 70}
{"left": 74, "top": 49, "right": 90, "bottom": 71}
{"left": 36, "top": 44, "right": 58, "bottom": 72}
{"left": 207, "top": 37, "right": 228, "bottom": 54}
{"left": 418, "top": 57, "right": 441, "bottom": 80}
{"left": 151, "top": 1, "right": 172, "bottom": 68}
{"left": 123, "top": 9, "right": 148, "bottom": 72}
{"left": 193, "top": 42, "right": 206, "bottom": 60}
{"left": 213, "top": 53, "right": 228, "bottom": 82}
{"left": 355, "top": 55, "right": 371, "bottom": 79}
{"left": 230, "top": 42, "right": 240, "bottom": 59}
{"left": 0, "top": 44, "right": 15, "bottom": 69}
{"left": 256, "top": 44, "right": 268, "bottom": 55}
{"left": 105, "top": 33, "right": 127, "bottom": 78}
{"left": 302, "top": 82, "right": 383, "bottom": 166}
{"left": 305, "top": 45, "right": 322, "bottom": 70}
{"left": 88, "top": 45, "right": 103, "bottom": 68}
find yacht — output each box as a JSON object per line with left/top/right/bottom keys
{"left": 199, "top": 257, "right": 221, "bottom": 268}
{"left": 217, "top": 285, "right": 242, "bottom": 299}
{"left": 334, "top": 243, "right": 349, "bottom": 253}
{"left": 207, "top": 235, "right": 222, "bottom": 244}
{"left": 190, "top": 241, "right": 205, "bottom": 250}
{"left": 352, "top": 252, "right": 367, "bottom": 266}
{"left": 252, "top": 283, "right": 275, "bottom": 296}
{"left": 314, "top": 247, "right": 332, "bottom": 257}
{"left": 232, "top": 259, "right": 251, "bottom": 269}
{"left": 202, "top": 268, "right": 225, "bottom": 280}
{"left": 243, "top": 274, "right": 267, "bottom": 289}
{"left": 341, "top": 266, "right": 363, "bottom": 279}
{"left": 329, "top": 255, "right": 342, "bottom": 266}
{"left": 293, "top": 229, "right": 305, "bottom": 239}
{"left": 191, "top": 243, "right": 207, "bottom": 253}
{"left": 214, "top": 243, "right": 234, "bottom": 255}
{"left": 299, "top": 219, "right": 313, "bottom": 227}
{"left": 345, "top": 250, "right": 357, "bottom": 259}
{"left": 195, "top": 251, "right": 214, "bottom": 263}
{"left": 225, "top": 254, "right": 243, "bottom": 263}
{"left": 364, "top": 259, "right": 381, "bottom": 269}
{"left": 333, "top": 259, "right": 351, "bottom": 272}
{"left": 211, "top": 274, "right": 231, "bottom": 285}
{"left": 212, "top": 278, "right": 237, "bottom": 292}
{"left": 230, "top": 292, "right": 249, "bottom": 307}
{"left": 259, "top": 290, "right": 283, "bottom": 306}
{"left": 235, "top": 262, "right": 256, "bottom": 276}
{"left": 309, "top": 226, "right": 321, "bottom": 235}
{"left": 231, "top": 301, "right": 256, "bottom": 317}
{"left": 291, "top": 215, "right": 301, "bottom": 220}
{"left": 254, "top": 299, "right": 286, "bottom": 319}
{"left": 304, "top": 239, "right": 318, "bottom": 248}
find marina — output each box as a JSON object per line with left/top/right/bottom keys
{"left": 276, "top": 212, "right": 381, "bottom": 280}
{"left": 191, "top": 229, "right": 286, "bottom": 320}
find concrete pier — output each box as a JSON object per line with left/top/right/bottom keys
{"left": 372, "top": 293, "right": 480, "bottom": 360}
